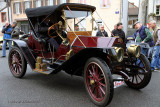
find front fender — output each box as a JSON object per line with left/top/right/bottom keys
{"left": 57, "top": 48, "right": 111, "bottom": 75}
{"left": 12, "top": 39, "right": 36, "bottom": 69}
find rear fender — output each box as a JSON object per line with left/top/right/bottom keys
{"left": 12, "top": 39, "right": 36, "bottom": 69}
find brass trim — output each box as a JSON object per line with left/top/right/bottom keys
{"left": 90, "top": 10, "right": 94, "bottom": 31}
{"left": 65, "top": 49, "right": 74, "bottom": 60}
{"left": 56, "top": 30, "right": 65, "bottom": 41}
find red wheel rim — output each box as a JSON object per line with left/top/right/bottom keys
{"left": 86, "top": 62, "right": 107, "bottom": 102}
{"left": 9, "top": 50, "right": 22, "bottom": 75}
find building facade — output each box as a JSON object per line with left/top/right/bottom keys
{"left": 139, "top": 0, "right": 160, "bottom": 27}
{"left": 128, "top": 2, "right": 138, "bottom": 28}
{"left": 70, "top": 0, "right": 127, "bottom": 36}
{"left": 11, "top": 0, "right": 128, "bottom": 36}
{"left": 148, "top": 0, "right": 160, "bottom": 26}
{"left": 0, "top": 0, "right": 11, "bottom": 36}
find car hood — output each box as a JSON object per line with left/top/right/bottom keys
{"left": 72, "top": 36, "right": 117, "bottom": 48}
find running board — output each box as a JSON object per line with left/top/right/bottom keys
{"left": 33, "top": 67, "right": 54, "bottom": 75}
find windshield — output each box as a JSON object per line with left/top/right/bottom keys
{"left": 64, "top": 10, "right": 92, "bottom": 31}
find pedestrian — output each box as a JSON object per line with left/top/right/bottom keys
{"left": 1, "top": 21, "right": 12, "bottom": 58}
{"left": 96, "top": 25, "right": 108, "bottom": 37}
{"left": 11, "top": 22, "right": 20, "bottom": 39}
{"left": 112, "top": 23, "right": 125, "bottom": 42}
{"left": 133, "top": 21, "right": 154, "bottom": 55}
{"left": 111, "top": 24, "right": 117, "bottom": 37}
{"left": 149, "top": 20, "right": 160, "bottom": 71}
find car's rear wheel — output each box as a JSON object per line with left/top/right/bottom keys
{"left": 125, "top": 54, "right": 152, "bottom": 89}
{"left": 8, "top": 46, "right": 27, "bottom": 78}
{"left": 84, "top": 57, "right": 114, "bottom": 107}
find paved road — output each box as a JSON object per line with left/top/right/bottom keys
{"left": 0, "top": 50, "right": 160, "bottom": 107}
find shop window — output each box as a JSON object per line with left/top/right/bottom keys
{"left": 37, "top": 0, "right": 42, "bottom": 7}
{"left": 1, "top": 12, "right": 7, "bottom": 22}
{"left": 60, "top": 0, "right": 66, "bottom": 3}
{"left": 46, "top": 0, "right": 54, "bottom": 6}
{"left": 33, "top": 0, "right": 43, "bottom": 8}
{"left": 23, "top": 1, "right": 32, "bottom": 13}
{"left": 20, "top": 21, "right": 29, "bottom": 34}
{"left": 13, "top": 2, "right": 21, "bottom": 14}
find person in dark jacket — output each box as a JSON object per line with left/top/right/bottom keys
{"left": 133, "top": 21, "right": 154, "bottom": 55}
{"left": 1, "top": 21, "right": 12, "bottom": 57}
{"left": 133, "top": 21, "right": 154, "bottom": 46}
{"left": 96, "top": 25, "right": 108, "bottom": 37}
{"left": 112, "top": 22, "right": 125, "bottom": 42}
{"left": 111, "top": 24, "right": 117, "bottom": 37}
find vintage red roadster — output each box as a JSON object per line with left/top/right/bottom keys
{"left": 8, "top": 3, "right": 152, "bottom": 107}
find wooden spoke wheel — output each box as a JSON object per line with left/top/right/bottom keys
{"left": 8, "top": 47, "right": 27, "bottom": 78}
{"left": 125, "top": 54, "right": 152, "bottom": 89}
{"left": 84, "top": 57, "right": 114, "bottom": 107}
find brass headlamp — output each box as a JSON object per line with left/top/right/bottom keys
{"left": 114, "top": 47, "right": 124, "bottom": 62}
{"left": 109, "top": 47, "right": 124, "bottom": 62}
{"left": 127, "top": 44, "right": 141, "bottom": 58}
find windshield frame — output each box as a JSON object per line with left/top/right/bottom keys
{"left": 62, "top": 9, "right": 94, "bottom": 32}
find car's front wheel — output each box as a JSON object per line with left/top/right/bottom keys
{"left": 125, "top": 54, "right": 152, "bottom": 89}
{"left": 84, "top": 57, "right": 114, "bottom": 107}
{"left": 8, "top": 46, "right": 27, "bottom": 78}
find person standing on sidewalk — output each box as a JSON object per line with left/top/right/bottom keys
{"left": 149, "top": 20, "right": 160, "bottom": 71}
{"left": 1, "top": 21, "right": 12, "bottom": 58}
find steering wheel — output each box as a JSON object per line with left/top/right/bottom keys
{"left": 48, "top": 21, "right": 63, "bottom": 38}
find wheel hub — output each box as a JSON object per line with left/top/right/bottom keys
{"left": 12, "top": 61, "right": 16, "bottom": 64}
{"left": 90, "top": 76, "right": 101, "bottom": 87}
{"left": 90, "top": 80, "right": 95, "bottom": 85}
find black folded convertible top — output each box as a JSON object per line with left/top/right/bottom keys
{"left": 25, "top": 3, "right": 96, "bottom": 17}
